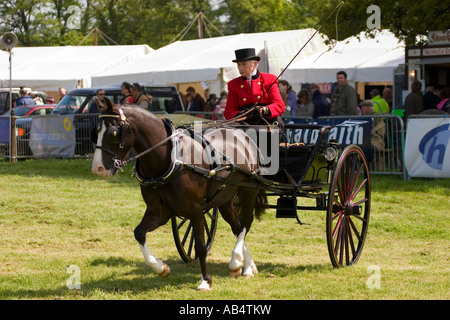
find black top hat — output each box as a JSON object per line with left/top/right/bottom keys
{"left": 232, "top": 48, "right": 261, "bottom": 63}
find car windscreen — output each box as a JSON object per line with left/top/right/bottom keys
{"left": 143, "top": 87, "right": 183, "bottom": 112}
{"left": 53, "top": 94, "right": 90, "bottom": 114}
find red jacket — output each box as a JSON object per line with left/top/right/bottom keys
{"left": 224, "top": 71, "right": 285, "bottom": 120}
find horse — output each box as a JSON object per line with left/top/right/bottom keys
{"left": 91, "top": 98, "right": 267, "bottom": 291}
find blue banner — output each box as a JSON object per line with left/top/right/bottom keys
{"left": 284, "top": 117, "right": 373, "bottom": 161}
{"left": 0, "top": 117, "right": 10, "bottom": 144}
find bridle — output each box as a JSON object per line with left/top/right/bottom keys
{"left": 95, "top": 108, "right": 179, "bottom": 171}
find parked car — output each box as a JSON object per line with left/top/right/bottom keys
{"left": 51, "top": 84, "right": 184, "bottom": 155}
{"left": 5, "top": 105, "right": 55, "bottom": 117}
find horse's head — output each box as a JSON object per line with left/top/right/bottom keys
{"left": 91, "top": 97, "right": 135, "bottom": 177}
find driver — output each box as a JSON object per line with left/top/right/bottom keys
{"left": 224, "top": 48, "right": 285, "bottom": 126}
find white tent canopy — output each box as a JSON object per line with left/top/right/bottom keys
{"left": 0, "top": 45, "right": 153, "bottom": 91}
{"left": 91, "top": 29, "right": 329, "bottom": 87}
{"left": 282, "top": 30, "right": 405, "bottom": 84}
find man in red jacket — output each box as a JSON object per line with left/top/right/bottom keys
{"left": 225, "top": 48, "right": 285, "bottom": 125}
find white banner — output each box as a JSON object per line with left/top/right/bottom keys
{"left": 404, "top": 117, "right": 450, "bottom": 177}
{"left": 29, "top": 115, "right": 75, "bottom": 158}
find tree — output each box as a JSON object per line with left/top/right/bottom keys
{"left": 312, "top": 0, "right": 450, "bottom": 46}
{"left": 220, "top": 0, "right": 316, "bottom": 34}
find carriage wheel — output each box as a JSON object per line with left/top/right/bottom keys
{"left": 171, "top": 207, "right": 219, "bottom": 263}
{"left": 326, "top": 145, "right": 370, "bottom": 268}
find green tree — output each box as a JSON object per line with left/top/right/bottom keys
{"left": 221, "top": 0, "right": 316, "bottom": 34}
{"left": 312, "top": 0, "right": 450, "bottom": 46}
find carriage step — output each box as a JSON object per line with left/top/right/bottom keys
{"left": 276, "top": 197, "right": 297, "bottom": 218}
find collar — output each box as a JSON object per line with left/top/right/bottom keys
{"left": 242, "top": 70, "right": 260, "bottom": 81}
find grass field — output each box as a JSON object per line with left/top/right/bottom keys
{"left": 0, "top": 158, "right": 448, "bottom": 300}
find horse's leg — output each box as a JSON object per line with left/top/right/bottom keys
{"left": 217, "top": 199, "right": 246, "bottom": 277}
{"left": 191, "top": 212, "right": 212, "bottom": 291}
{"left": 230, "top": 189, "right": 259, "bottom": 278}
{"left": 134, "top": 207, "right": 171, "bottom": 277}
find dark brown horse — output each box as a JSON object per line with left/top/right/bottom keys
{"left": 91, "top": 98, "right": 267, "bottom": 291}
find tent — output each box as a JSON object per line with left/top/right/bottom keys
{"left": 282, "top": 30, "right": 405, "bottom": 84}
{"left": 0, "top": 45, "right": 153, "bottom": 91}
{"left": 91, "top": 29, "right": 329, "bottom": 87}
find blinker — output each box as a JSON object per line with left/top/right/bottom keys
{"left": 106, "top": 126, "right": 121, "bottom": 144}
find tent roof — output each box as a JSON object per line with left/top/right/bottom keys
{"left": 282, "top": 30, "right": 405, "bottom": 83}
{"left": 0, "top": 45, "right": 153, "bottom": 91}
{"left": 91, "top": 29, "right": 328, "bottom": 86}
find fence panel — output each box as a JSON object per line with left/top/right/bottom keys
{"left": 0, "top": 112, "right": 407, "bottom": 180}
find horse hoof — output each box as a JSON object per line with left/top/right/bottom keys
{"left": 197, "top": 277, "right": 212, "bottom": 291}
{"left": 229, "top": 267, "right": 242, "bottom": 278}
{"left": 243, "top": 273, "right": 254, "bottom": 279}
{"left": 159, "top": 263, "right": 170, "bottom": 278}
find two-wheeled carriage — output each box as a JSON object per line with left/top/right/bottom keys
{"left": 172, "top": 122, "right": 371, "bottom": 268}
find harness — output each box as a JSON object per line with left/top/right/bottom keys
{"left": 95, "top": 108, "right": 260, "bottom": 210}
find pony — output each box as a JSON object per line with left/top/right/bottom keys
{"left": 91, "top": 98, "right": 267, "bottom": 291}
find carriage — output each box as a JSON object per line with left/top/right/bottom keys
{"left": 171, "top": 122, "right": 371, "bottom": 269}
{"left": 91, "top": 100, "right": 371, "bottom": 290}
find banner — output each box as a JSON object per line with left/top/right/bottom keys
{"left": 405, "top": 117, "right": 450, "bottom": 177}
{"left": 284, "top": 118, "right": 373, "bottom": 161}
{"left": 29, "top": 115, "right": 75, "bottom": 158}
{"left": 0, "top": 117, "right": 9, "bottom": 144}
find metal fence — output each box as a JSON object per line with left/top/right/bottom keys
{"left": 314, "top": 114, "right": 406, "bottom": 180}
{"left": 0, "top": 112, "right": 407, "bottom": 179}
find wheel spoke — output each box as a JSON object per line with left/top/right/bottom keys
{"left": 181, "top": 222, "right": 192, "bottom": 246}
{"left": 349, "top": 176, "right": 366, "bottom": 203}
{"left": 348, "top": 216, "right": 362, "bottom": 242}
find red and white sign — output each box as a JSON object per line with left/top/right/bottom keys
{"left": 428, "top": 30, "right": 450, "bottom": 45}
{"left": 423, "top": 47, "right": 450, "bottom": 56}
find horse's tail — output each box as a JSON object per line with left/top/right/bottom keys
{"left": 235, "top": 188, "right": 267, "bottom": 221}
{"left": 254, "top": 188, "right": 268, "bottom": 220}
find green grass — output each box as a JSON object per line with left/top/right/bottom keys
{"left": 0, "top": 159, "right": 449, "bottom": 300}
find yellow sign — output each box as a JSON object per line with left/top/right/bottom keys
{"left": 64, "top": 117, "right": 72, "bottom": 132}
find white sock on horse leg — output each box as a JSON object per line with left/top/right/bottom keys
{"left": 229, "top": 228, "right": 246, "bottom": 272}
{"left": 139, "top": 243, "right": 165, "bottom": 274}
{"left": 242, "top": 242, "right": 257, "bottom": 277}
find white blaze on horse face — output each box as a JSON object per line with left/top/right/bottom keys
{"left": 91, "top": 122, "right": 109, "bottom": 177}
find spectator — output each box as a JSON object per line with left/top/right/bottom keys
{"left": 204, "top": 93, "right": 218, "bottom": 112}
{"left": 58, "top": 87, "right": 67, "bottom": 102}
{"left": 423, "top": 86, "right": 440, "bottom": 111}
{"left": 121, "top": 81, "right": 134, "bottom": 104}
{"left": 370, "top": 89, "right": 390, "bottom": 114}
{"left": 382, "top": 87, "right": 393, "bottom": 112}
{"left": 278, "top": 79, "right": 297, "bottom": 116}
{"left": 212, "top": 97, "right": 226, "bottom": 120}
{"left": 30, "top": 92, "right": 44, "bottom": 105}
{"left": 186, "top": 86, "right": 206, "bottom": 112}
{"left": 310, "top": 84, "right": 330, "bottom": 118}
{"left": 130, "top": 83, "right": 150, "bottom": 110}
{"left": 15, "top": 88, "right": 36, "bottom": 106}
{"left": 295, "top": 89, "right": 314, "bottom": 117}
{"left": 329, "top": 71, "right": 358, "bottom": 115}
{"left": 185, "top": 93, "right": 201, "bottom": 112}
{"left": 359, "top": 100, "right": 385, "bottom": 152}
{"left": 436, "top": 87, "right": 450, "bottom": 113}
{"left": 88, "top": 89, "right": 105, "bottom": 113}
{"left": 404, "top": 80, "right": 423, "bottom": 118}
